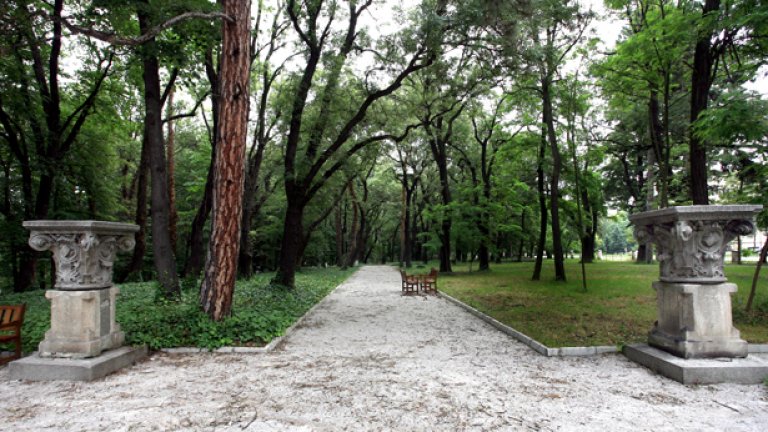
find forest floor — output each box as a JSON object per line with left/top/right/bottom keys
{"left": 1, "top": 265, "right": 767, "bottom": 431}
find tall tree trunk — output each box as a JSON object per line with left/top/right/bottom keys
{"left": 237, "top": 141, "right": 267, "bottom": 278}
{"left": 183, "top": 51, "right": 219, "bottom": 278}
{"left": 344, "top": 184, "right": 360, "bottom": 268}
{"left": 432, "top": 139, "right": 453, "bottom": 273}
{"left": 335, "top": 201, "right": 344, "bottom": 267}
{"left": 273, "top": 196, "right": 305, "bottom": 288}
{"left": 138, "top": 11, "right": 179, "bottom": 298}
{"left": 477, "top": 174, "right": 491, "bottom": 271}
{"left": 689, "top": 0, "right": 721, "bottom": 205}
{"left": 648, "top": 90, "right": 665, "bottom": 207}
{"left": 401, "top": 186, "right": 413, "bottom": 267}
{"left": 478, "top": 229, "right": 490, "bottom": 270}
{"left": 184, "top": 159, "right": 214, "bottom": 277}
{"left": 166, "top": 86, "right": 178, "bottom": 253}
{"left": 542, "top": 79, "right": 566, "bottom": 281}
{"left": 200, "top": 0, "right": 251, "bottom": 320}
{"left": 118, "top": 135, "right": 149, "bottom": 282}
{"left": 517, "top": 209, "right": 526, "bottom": 262}
{"left": 580, "top": 188, "right": 596, "bottom": 263}
{"left": 533, "top": 128, "right": 547, "bottom": 281}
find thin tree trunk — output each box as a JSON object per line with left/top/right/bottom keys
{"left": 166, "top": 86, "right": 178, "bottom": 253}
{"left": 533, "top": 127, "right": 547, "bottom": 281}
{"left": 184, "top": 159, "right": 214, "bottom": 277}
{"left": 433, "top": 139, "right": 453, "bottom": 273}
{"left": 517, "top": 209, "right": 526, "bottom": 262}
{"left": 200, "top": 0, "right": 251, "bottom": 320}
{"left": 542, "top": 79, "right": 565, "bottom": 281}
{"left": 118, "top": 135, "right": 149, "bottom": 282}
{"left": 581, "top": 188, "right": 596, "bottom": 263}
{"left": 335, "top": 201, "right": 344, "bottom": 267}
{"left": 344, "top": 183, "right": 360, "bottom": 268}
{"left": 401, "top": 186, "right": 413, "bottom": 267}
{"left": 183, "top": 51, "right": 219, "bottom": 278}
{"left": 746, "top": 236, "right": 768, "bottom": 312}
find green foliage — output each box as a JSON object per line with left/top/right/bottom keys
{"left": 0, "top": 267, "right": 353, "bottom": 353}
{"left": 598, "top": 212, "right": 636, "bottom": 254}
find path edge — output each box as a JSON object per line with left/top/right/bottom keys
{"left": 437, "top": 291, "right": 619, "bottom": 357}
{"left": 159, "top": 267, "right": 361, "bottom": 355}
{"left": 438, "top": 291, "right": 768, "bottom": 357}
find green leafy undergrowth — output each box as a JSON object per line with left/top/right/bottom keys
{"left": 438, "top": 260, "right": 768, "bottom": 347}
{"left": 0, "top": 267, "right": 354, "bottom": 353}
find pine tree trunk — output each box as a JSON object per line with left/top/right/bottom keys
{"left": 200, "top": 0, "right": 251, "bottom": 320}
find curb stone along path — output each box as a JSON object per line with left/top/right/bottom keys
{"left": 438, "top": 291, "right": 619, "bottom": 357}
{"left": 440, "top": 282, "right": 768, "bottom": 357}
{"left": 1, "top": 265, "right": 767, "bottom": 431}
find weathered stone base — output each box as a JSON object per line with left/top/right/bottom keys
{"left": 650, "top": 281, "right": 747, "bottom": 359}
{"left": 624, "top": 344, "right": 768, "bottom": 385}
{"left": 40, "top": 287, "right": 124, "bottom": 358}
{"left": 7, "top": 346, "right": 147, "bottom": 381}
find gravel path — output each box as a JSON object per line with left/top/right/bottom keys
{"left": 1, "top": 265, "right": 767, "bottom": 431}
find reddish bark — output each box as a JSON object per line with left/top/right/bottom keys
{"left": 200, "top": 0, "right": 251, "bottom": 320}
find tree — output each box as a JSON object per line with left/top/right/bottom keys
{"left": 391, "top": 134, "right": 428, "bottom": 268}
{"left": 199, "top": 0, "right": 251, "bottom": 320}
{"left": 524, "top": 0, "right": 592, "bottom": 281}
{"left": 238, "top": 1, "right": 288, "bottom": 278}
{"left": 0, "top": 0, "right": 114, "bottom": 291}
{"left": 271, "top": 0, "right": 446, "bottom": 288}
{"left": 137, "top": 4, "right": 181, "bottom": 298}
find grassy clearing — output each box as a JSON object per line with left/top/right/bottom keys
{"left": 0, "top": 267, "right": 354, "bottom": 353}
{"left": 429, "top": 260, "right": 768, "bottom": 347}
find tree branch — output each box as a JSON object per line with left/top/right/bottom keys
{"left": 61, "top": 11, "right": 234, "bottom": 46}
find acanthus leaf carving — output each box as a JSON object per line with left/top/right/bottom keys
{"left": 25, "top": 229, "right": 136, "bottom": 290}
{"left": 635, "top": 217, "right": 757, "bottom": 283}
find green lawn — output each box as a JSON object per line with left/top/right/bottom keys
{"left": 0, "top": 267, "right": 354, "bottom": 353}
{"left": 430, "top": 260, "right": 768, "bottom": 347}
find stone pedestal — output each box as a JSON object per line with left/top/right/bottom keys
{"left": 648, "top": 282, "right": 746, "bottom": 358}
{"left": 630, "top": 205, "right": 761, "bottom": 359}
{"left": 23, "top": 220, "right": 138, "bottom": 358}
{"left": 627, "top": 205, "right": 768, "bottom": 384}
{"left": 39, "top": 287, "right": 124, "bottom": 358}
{"left": 8, "top": 220, "right": 146, "bottom": 381}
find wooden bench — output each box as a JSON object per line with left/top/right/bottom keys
{"left": 419, "top": 268, "right": 438, "bottom": 294}
{"left": 400, "top": 270, "right": 419, "bottom": 295}
{"left": 0, "top": 304, "right": 25, "bottom": 365}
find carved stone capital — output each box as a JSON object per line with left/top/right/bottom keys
{"left": 23, "top": 220, "right": 139, "bottom": 290}
{"left": 630, "top": 205, "right": 762, "bottom": 284}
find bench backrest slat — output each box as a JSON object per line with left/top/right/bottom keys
{"left": 0, "top": 305, "right": 25, "bottom": 325}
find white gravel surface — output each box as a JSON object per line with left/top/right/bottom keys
{"left": 2, "top": 265, "right": 767, "bottom": 431}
